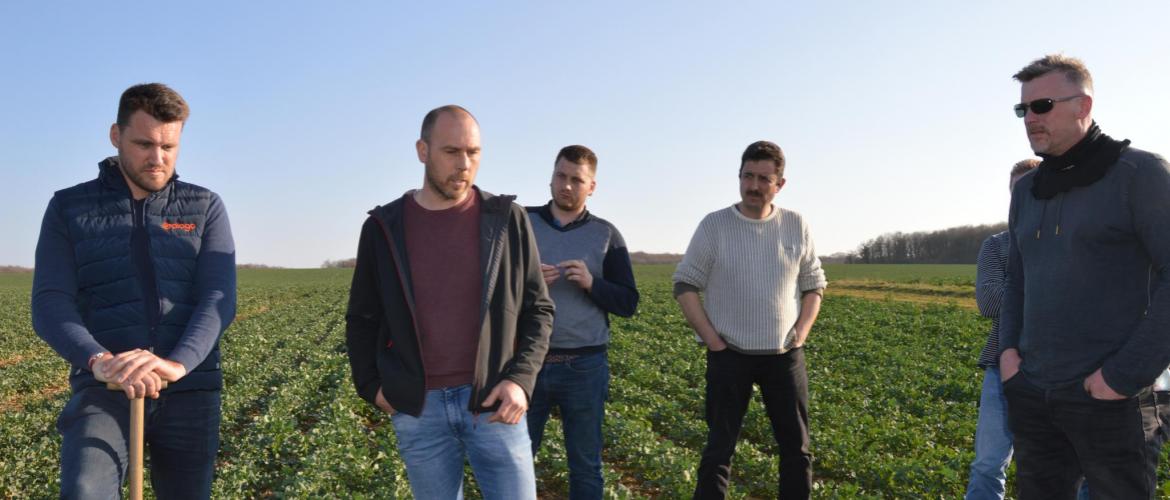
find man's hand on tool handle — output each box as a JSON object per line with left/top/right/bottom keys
{"left": 93, "top": 349, "right": 188, "bottom": 399}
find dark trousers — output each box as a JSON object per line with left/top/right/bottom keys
{"left": 694, "top": 348, "right": 811, "bottom": 500}
{"left": 1003, "top": 372, "right": 1159, "bottom": 500}
{"left": 57, "top": 386, "right": 221, "bottom": 500}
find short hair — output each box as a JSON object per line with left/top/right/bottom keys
{"left": 1011, "top": 158, "right": 1040, "bottom": 178}
{"left": 117, "top": 83, "right": 189, "bottom": 129}
{"left": 739, "top": 140, "right": 786, "bottom": 178}
{"left": 1012, "top": 54, "right": 1094, "bottom": 92}
{"left": 420, "top": 105, "right": 478, "bottom": 144}
{"left": 555, "top": 145, "right": 598, "bottom": 175}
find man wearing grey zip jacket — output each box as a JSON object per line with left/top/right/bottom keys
{"left": 345, "top": 105, "right": 554, "bottom": 499}
{"left": 999, "top": 54, "right": 1170, "bottom": 499}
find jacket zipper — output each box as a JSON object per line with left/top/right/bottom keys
{"left": 471, "top": 199, "right": 510, "bottom": 414}
{"left": 139, "top": 193, "right": 162, "bottom": 352}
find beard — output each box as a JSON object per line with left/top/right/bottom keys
{"left": 425, "top": 165, "right": 471, "bottom": 201}
{"left": 552, "top": 194, "right": 584, "bottom": 212}
{"left": 118, "top": 155, "right": 172, "bottom": 195}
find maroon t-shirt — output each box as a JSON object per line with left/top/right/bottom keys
{"left": 404, "top": 191, "right": 483, "bottom": 389}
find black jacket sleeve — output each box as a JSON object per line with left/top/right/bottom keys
{"left": 502, "top": 206, "right": 555, "bottom": 397}
{"left": 345, "top": 217, "right": 383, "bottom": 406}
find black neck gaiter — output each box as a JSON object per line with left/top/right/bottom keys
{"left": 1031, "top": 121, "right": 1130, "bottom": 200}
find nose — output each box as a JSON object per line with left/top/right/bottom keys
{"left": 149, "top": 147, "right": 165, "bottom": 166}
{"left": 454, "top": 153, "right": 471, "bottom": 171}
{"left": 1023, "top": 109, "right": 1041, "bottom": 125}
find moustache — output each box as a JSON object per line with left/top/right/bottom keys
{"left": 745, "top": 190, "right": 763, "bottom": 198}
{"left": 1027, "top": 126, "right": 1047, "bottom": 135}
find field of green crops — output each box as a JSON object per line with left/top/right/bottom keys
{"left": 0, "top": 264, "right": 1165, "bottom": 498}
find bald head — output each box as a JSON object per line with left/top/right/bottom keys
{"left": 420, "top": 105, "right": 478, "bottom": 145}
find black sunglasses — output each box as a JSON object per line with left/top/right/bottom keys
{"left": 1014, "top": 95, "right": 1085, "bottom": 118}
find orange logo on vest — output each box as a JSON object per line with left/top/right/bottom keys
{"left": 161, "top": 221, "right": 197, "bottom": 232}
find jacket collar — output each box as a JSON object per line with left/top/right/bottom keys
{"left": 369, "top": 185, "right": 514, "bottom": 222}
{"left": 98, "top": 156, "right": 179, "bottom": 200}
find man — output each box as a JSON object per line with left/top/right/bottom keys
{"left": 999, "top": 54, "right": 1170, "bottom": 498}
{"left": 345, "top": 105, "right": 554, "bottom": 499}
{"left": 526, "top": 145, "right": 639, "bottom": 499}
{"left": 964, "top": 158, "right": 1038, "bottom": 500}
{"left": 674, "top": 141, "right": 826, "bottom": 500}
{"left": 32, "top": 83, "right": 236, "bottom": 499}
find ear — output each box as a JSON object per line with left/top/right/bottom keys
{"left": 416, "top": 139, "right": 429, "bottom": 163}
{"left": 587, "top": 179, "right": 596, "bottom": 196}
{"left": 1078, "top": 95, "right": 1093, "bottom": 119}
{"left": 775, "top": 178, "right": 787, "bottom": 192}
{"left": 109, "top": 123, "right": 120, "bottom": 149}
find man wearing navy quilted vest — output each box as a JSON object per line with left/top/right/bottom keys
{"left": 32, "top": 83, "right": 236, "bottom": 499}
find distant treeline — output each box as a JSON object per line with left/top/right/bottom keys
{"left": 0, "top": 228, "right": 1009, "bottom": 272}
{"left": 238, "top": 263, "right": 285, "bottom": 270}
{"left": 629, "top": 252, "right": 682, "bottom": 265}
{"left": 846, "top": 223, "right": 1007, "bottom": 264}
{"left": 322, "top": 258, "right": 357, "bottom": 269}
{"left": 319, "top": 253, "right": 680, "bottom": 269}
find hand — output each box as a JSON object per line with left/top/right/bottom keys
{"left": 375, "top": 387, "right": 396, "bottom": 415}
{"left": 999, "top": 348, "right": 1021, "bottom": 383}
{"left": 482, "top": 379, "right": 527, "bottom": 424}
{"left": 92, "top": 354, "right": 114, "bottom": 383}
{"left": 706, "top": 336, "right": 728, "bottom": 352}
{"left": 557, "top": 260, "right": 593, "bottom": 292}
{"left": 96, "top": 351, "right": 166, "bottom": 399}
{"left": 122, "top": 372, "right": 164, "bottom": 400}
{"left": 790, "top": 325, "right": 810, "bottom": 349}
{"left": 1083, "top": 368, "right": 1126, "bottom": 400}
{"left": 107, "top": 349, "right": 188, "bottom": 384}
{"left": 101, "top": 349, "right": 188, "bottom": 399}
{"left": 540, "top": 264, "right": 560, "bottom": 286}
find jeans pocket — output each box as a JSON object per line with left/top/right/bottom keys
{"left": 1001, "top": 371, "right": 1028, "bottom": 394}
{"left": 567, "top": 352, "right": 607, "bottom": 374}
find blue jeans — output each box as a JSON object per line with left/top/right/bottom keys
{"left": 57, "top": 386, "right": 221, "bottom": 499}
{"left": 966, "top": 367, "right": 1013, "bottom": 500}
{"left": 390, "top": 384, "right": 536, "bottom": 500}
{"left": 527, "top": 350, "right": 610, "bottom": 500}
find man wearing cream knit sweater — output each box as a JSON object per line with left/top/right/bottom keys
{"left": 673, "top": 140, "right": 827, "bottom": 500}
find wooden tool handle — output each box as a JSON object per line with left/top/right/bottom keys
{"left": 106, "top": 380, "right": 169, "bottom": 391}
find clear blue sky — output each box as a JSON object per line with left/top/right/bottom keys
{"left": 3, "top": 2, "right": 1168, "bottom": 267}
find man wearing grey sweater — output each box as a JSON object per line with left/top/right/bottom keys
{"left": 526, "top": 145, "right": 639, "bottom": 499}
{"left": 999, "top": 54, "right": 1170, "bottom": 499}
{"left": 674, "top": 141, "right": 826, "bottom": 500}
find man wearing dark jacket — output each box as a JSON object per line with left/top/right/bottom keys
{"left": 346, "top": 105, "right": 554, "bottom": 499}
{"left": 32, "top": 83, "right": 236, "bottom": 499}
{"left": 999, "top": 54, "right": 1170, "bottom": 499}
